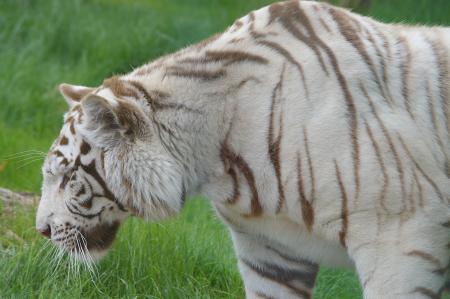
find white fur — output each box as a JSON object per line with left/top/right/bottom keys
{"left": 37, "top": 1, "right": 450, "bottom": 298}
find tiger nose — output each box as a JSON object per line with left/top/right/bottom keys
{"left": 37, "top": 225, "right": 52, "bottom": 239}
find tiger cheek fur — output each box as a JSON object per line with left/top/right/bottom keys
{"left": 37, "top": 1, "right": 450, "bottom": 298}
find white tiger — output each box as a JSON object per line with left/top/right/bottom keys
{"left": 36, "top": 1, "right": 450, "bottom": 298}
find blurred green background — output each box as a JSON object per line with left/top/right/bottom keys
{"left": 1, "top": 0, "right": 449, "bottom": 298}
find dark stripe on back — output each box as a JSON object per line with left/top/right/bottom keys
{"left": 364, "top": 120, "right": 389, "bottom": 212}
{"left": 398, "top": 36, "right": 414, "bottom": 118}
{"left": 268, "top": 2, "right": 328, "bottom": 75}
{"left": 254, "top": 291, "right": 276, "bottom": 299}
{"left": 361, "top": 84, "right": 406, "bottom": 205}
{"left": 127, "top": 80, "right": 200, "bottom": 114}
{"left": 269, "top": 1, "right": 361, "bottom": 205}
{"left": 257, "top": 40, "right": 309, "bottom": 100}
{"left": 179, "top": 50, "right": 269, "bottom": 66}
{"left": 397, "top": 135, "right": 445, "bottom": 202}
{"left": 329, "top": 7, "right": 390, "bottom": 106}
{"left": 426, "top": 33, "right": 450, "bottom": 139}
{"left": 268, "top": 65, "right": 286, "bottom": 213}
{"left": 165, "top": 66, "right": 226, "bottom": 81}
{"left": 103, "top": 76, "right": 139, "bottom": 99}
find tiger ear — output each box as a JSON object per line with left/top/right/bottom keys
{"left": 80, "top": 94, "right": 149, "bottom": 147}
{"left": 59, "top": 83, "right": 95, "bottom": 108}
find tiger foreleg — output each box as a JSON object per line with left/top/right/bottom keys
{"left": 231, "top": 230, "right": 319, "bottom": 299}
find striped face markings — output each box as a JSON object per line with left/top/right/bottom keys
{"left": 40, "top": 105, "right": 128, "bottom": 257}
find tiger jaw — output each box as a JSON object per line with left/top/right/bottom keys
{"left": 51, "top": 221, "right": 120, "bottom": 262}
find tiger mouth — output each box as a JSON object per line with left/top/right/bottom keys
{"left": 51, "top": 221, "right": 120, "bottom": 259}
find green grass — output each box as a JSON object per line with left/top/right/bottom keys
{"left": 1, "top": 0, "right": 449, "bottom": 298}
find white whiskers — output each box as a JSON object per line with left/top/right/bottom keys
{"left": 1, "top": 149, "right": 46, "bottom": 170}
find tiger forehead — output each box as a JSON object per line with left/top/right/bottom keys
{"left": 48, "top": 107, "right": 85, "bottom": 158}
{"left": 64, "top": 105, "right": 83, "bottom": 126}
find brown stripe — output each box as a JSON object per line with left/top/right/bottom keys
{"left": 297, "top": 152, "right": 314, "bottom": 231}
{"left": 406, "top": 250, "right": 442, "bottom": 268}
{"left": 254, "top": 292, "right": 276, "bottom": 299}
{"left": 221, "top": 144, "right": 262, "bottom": 217}
{"left": 165, "top": 66, "right": 226, "bottom": 81}
{"left": 425, "top": 80, "right": 448, "bottom": 166}
{"left": 397, "top": 135, "right": 445, "bottom": 202}
{"left": 269, "top": 1, "right": 328, "bottom": 75}
{"left": 211, "top": 50, "right": 268, "bottom": 65}
{"left": 361, "top": 84, "right": 406, "bottom": 204}
{"left": 257, "top": 40, "right": 309, "bottom": 100}
{"left": 364, "top": 120, "right": 389, "bottom": 213}
{"left": 75, "top": 157, "right": 127, "bottom": 212}
{"left": 412, "top": 287, "right": 440, "bottom": 299}
{"left": 427, "top": 80, "right": 442, "bottom": 144}
{"left": 369, "top": 22, "right": 393, "bottom": 78}
{"left": 59, "top": 135, "right": 69, "bottom": 146}
{"left": 364, "top": 26, "right": 393, "bottom": 104}
{"left": 100, "top": 151, "right": 105, "bottom": 172}
{"left": 334, "top": 160, "right": 349, "bottom": 248}
{"left": 405, "top": 168, "right": 416, "bottom": 218}
{"left": 229, "top": 37, "right": 244, "bottom": 44}
{"left": 128, "top": 80, "right": 200, "bottom": 114}
{"left": 233, "top": 20, "right": 243, "bottom": 28}
{"left": 80, "top": 140, "right": 91, "bottom": 155}
{"left": 398, "top": 36, "right": 414, "bottom": 118}
{"left": 103, "top": 76, "right": 139, "bottom": 99}
{"left": 207, "top": 50, "right": 269, "bottom": 65}
{"left": 330, "top": 8, "right": 390, "bottom": 106}
{"left": 225, "top": 166, "right": 240, "bottom": 204}
{"left": 178, "top": 50, "right": 269, "bottom": 66}
{"left": 248, "top": 11, "right": 267, "bottom": 39}
{"left": 411, "top": 166, "right": 424, "bottom": 208}
{"left": 60, "top": 158, "right": 69, "bottom": 166}
{"left": 268, "top": 65, "right": 286, "bottom": 213}
{"left": 319, "top": 17, "right": 331, "bottom": 33}
{"left": 272, "top": 2, "right": 360, "bottom": 205}
{"left": 303, "top": 127, "right": 316, "bottom": 205}
{"left": 127, "top": 80, "right": 169, "bottom": 101}
{"left": 69, "top": 120, "right": 75, "bottom": 135}
{"left": 59, "top": 174, "right": 70, "bottom": 189}
{"left": 53, "top": 150, "right": 64, "bottom": 158}
{"left": 426, "top": 33, "right": 450, "bottom": 138}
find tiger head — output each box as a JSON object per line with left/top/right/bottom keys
{"left": 36, "top": 80, "right": 186, "bottom": 261}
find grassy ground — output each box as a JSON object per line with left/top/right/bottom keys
{"left": 1, "top": 0, "right": 449, "bottom": 298}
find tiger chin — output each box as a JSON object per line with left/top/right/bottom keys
{"left": 37, "top": 0, "right": 450, "bottom": 298}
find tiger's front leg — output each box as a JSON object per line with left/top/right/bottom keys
{"left": 231, "top": 230, "right": 319, "bottom": 299}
